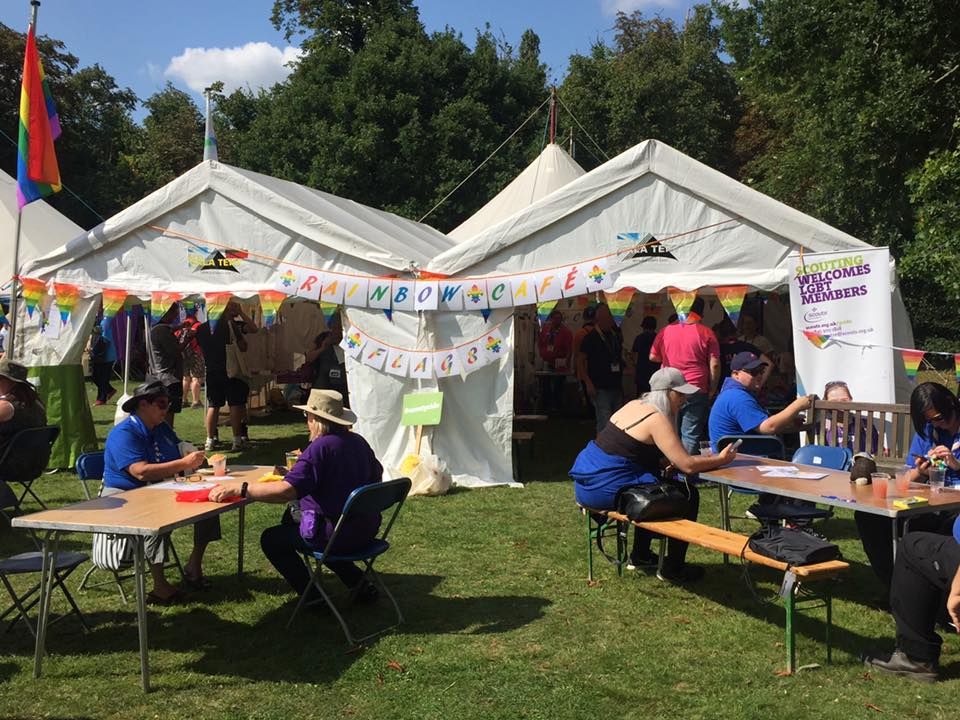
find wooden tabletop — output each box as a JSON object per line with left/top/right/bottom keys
{"left": 701, "top": 455, "right": 960, "bottom": 518}
{"left": 11, "top": 465, "right": 273, "bottom": 536}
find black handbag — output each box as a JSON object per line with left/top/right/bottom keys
{"left": 616, "top": 483, "right": 689, "bottom": 522}
{"left": 747, "top": 526, "right": 840, "bottom": 566}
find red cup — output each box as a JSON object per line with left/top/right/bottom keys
{"left": 871, "top": 473, "right": 889, "bottom": 499}
{"left": 895, "top": 471, "right": 911, "bottom": 496}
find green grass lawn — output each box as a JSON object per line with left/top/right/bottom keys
{"left": 0, "top": 384, "right": 958, "bottom": 719}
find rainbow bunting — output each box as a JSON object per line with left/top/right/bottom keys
{"left": 715, "top": 285, "right": 748, "bottom": 325}
{"left": 16, "top": 23, "right": 61, "bottom": 209}
{"left": 955, "top": 354, "right": 960, "bottom": 386}
{"left": 204, "top": 292, "right": 233, "bottom": 331}
{"left": 53, "top": 282, "right": 80, "bottom": 325}
{"left": 802, "top": 331, "right": 831, "bottom": 349}
{"left": 101, "top": 288, "right": 128, "bottom": 320}
{"left": 603, "top": 287, "right": 636, "bottom": 326}
{"left": 258, "top": 290, "right": 286, "bottom": 328}
{"left": 667, "top": 288, "right": 697, "bottom": 322}
{"left": 150, "top": 291, "right": 182, "bottom": 325}
{"left": 319, "top": 301, "right": 339, "bottom": 325}
{"left": 536, "top": 299, "right": 559, "bottom": 325}
{"left": 20, "top": 277, "right": 47, "bottom": 318}
{"left": 900, "top": 349, "right": 925, "bottom": 381}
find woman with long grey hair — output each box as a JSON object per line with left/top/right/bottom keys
{"left": 570, "top": 367, "right": 737, "bottom": 582}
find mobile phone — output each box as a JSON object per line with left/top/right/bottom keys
{"left": 730, "top": 439, "right": 744, "bottom": 451}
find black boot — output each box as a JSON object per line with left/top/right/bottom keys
{"left": 863, "top": 649, "right": 938, "bottom": 683}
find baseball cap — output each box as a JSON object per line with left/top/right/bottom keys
{"left": 731, "top": 351, "right": 767, "bottom": 373}
{"left": 649, "top": 367, "right": 699, "bottom": 394}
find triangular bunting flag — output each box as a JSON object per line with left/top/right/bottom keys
{"left": 150, "top": 291, "right": 182, "bottom": 325}
{"left": 802, "top": 331, "right": 831, "bottom": 349}
{"left": 603, "top": 287, "right": 635, "bottom": 326}
{"left": 319, "top": 302, "right": 339, "bottom": 325}
{"left": 667, "top": 288, "right": 697, "bottom": 322}
{"left": 536, "top": 299, "right": 559, "bottom": 325}
{"left": 480, "top": 308, "right": 491, "bottom": 321}
{"left": 258, "top": 290, "right": 286, "bottom": 328}
{"left": 53, "top": 282, "right": 80, "bottom": 325}
{"left": 715, "top": 285, "right": 748, "bottom": 325}
{"left": 204, "top": 292, "right": 233, "bottom": 332}
{"left": 20, "top": 277, "right": 47, "bottom": 318}
{"left": 101, "top": 288, "right": 128, "bottom": 320}
{"left": 383, "top": 308, "right": 393, "bottom": 322}
{"left": 900, "top": 349, "right": 925, "bottom": 381}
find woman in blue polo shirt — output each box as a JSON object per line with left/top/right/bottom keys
{"left": 103, "top": 380, "right": 213, "bottom": 604}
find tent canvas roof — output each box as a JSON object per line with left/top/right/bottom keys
{"left": 447, "top": 143, "right": 585, "bottom": 243}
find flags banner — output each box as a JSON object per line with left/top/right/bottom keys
{"left": 584, "top": 259, "right": 611, "bottom": 293}
{"left": 456, "top": 338, "right": 489, "bottom": 377}
{"left": 150, "top": 291, "right": 182, "bottom": 325}
{"left": 463, "top": 281, "right": 488, "bottom": 310}
{"left": 101, "top": 288, "right": 128, "bottom": 319}
{"left": 53, "top": 282, "right": 80, "bottom": 325}
{"left": 667, "top": 288, "right": 697, "bottom": 322}
{"left": 16, "top": 24, "right": 61, "bottom": 208}
{"left": 536, "top": 299, "right": 559, "bottom": 325}
{"left": 384, "top": 347, "right": 410, "bottom": 377}
{"left": 414, "top": 281, "right": 440, "bottom": 311}
{"left": 20, "top": 277, "right": 47, "bottom": 318}
{"left": 319, "top": 301, "right": 339, "bottom": 325}
{"left": 204, "top": 292, "right": 232, "bottom": 332}
{"left": 482, "top": 327, "right": 506, "bottom": 364}
{"left": 339, "top": 327, "right": 366, "bottom": 359}
{"left": 343, "top": 277, "right": 369, "bottom": 307}
{"left": 433, "top": 349, "right": 460, "bottom": 378}
{"left": 603, "top": 287, "right": 635, "bottom": 326}
{"left": 901, "top": 350, "right": 925, "bottom": 381}
{"left": 273, "top": 265, "right": 300, "bottom": 295}
{"left": 408, "top": 353, "right": 434, "bottom": 379}
{"left": 258, "top": 290, "right": 286, "bottom": 328}
{"left": 361, "top": 340, "right": 390, "bottom": 370}
{"left": 715, "top": 285, "right": 748, "bottom": 325}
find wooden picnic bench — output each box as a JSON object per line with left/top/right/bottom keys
{"left": 580, "top": 506, "right": 850, "bottom": 673}
{"left": 804, "top": 398, "right": 912, "bottom": 472}
{"left": 512, "top": 431, "right": 535, "bottom": 482}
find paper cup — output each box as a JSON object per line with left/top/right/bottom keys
{"left": 212, "top": 458, "right": 227, "bottom": 476}
{"left": 871, "top": 473, "right": 889, "bottom": 499}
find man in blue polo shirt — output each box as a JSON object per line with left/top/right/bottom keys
{"left": 708, "top": 351, "right": 812, "bottom": 451}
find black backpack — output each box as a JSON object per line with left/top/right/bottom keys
{"left": 747, "top": 525, "right": 840, "bottom": 566}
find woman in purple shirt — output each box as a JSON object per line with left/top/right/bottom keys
{"left": 208, "top": 389, "right": 383, "bottom": 600}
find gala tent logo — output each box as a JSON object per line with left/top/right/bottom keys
{"left": 187, "top": 246, "right": 248, "bottom": 273}
{"left": 616, "top": 232, "right": 676, "bottom": 261}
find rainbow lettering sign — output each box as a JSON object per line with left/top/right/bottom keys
{"left": 587, "top": 264, "right": 607, "bottom": 286}
{"left": 802, "top": 331, "right": 831, "bottom": 349}
{"left": 465, "top": 283, "right": 485, "bottom": 305}
{"left": 667, "top": 288, "right": 697, "bottom": 322}
{"left": 150, "top": 291, "right": 182, "bottom": 325}
{"left": 20, "top": 277, "right": 47, "bottom": 318}
{"left": 715, "top": 285, "right": 748, "bottom": 325}
{"left": 345, "top": 331, "right": 362, "bottom": 349}
{"left": 536, "top": 299, "right": 559, "bottom": 325}
{"left": 53, "top": 282, "right": 80, "bottom": 325}
{"left": 204, "top": 292, "right": 233, "bottom": 332}
{"left": 485, "top": 335, "right": 502, "bottom": 354}
{"left": 258, "top": 290, "right": 286, "bottom": 328}
{"left": 900, "top": 349, "right": 925, "bottom": 381}
{"left": 603, "top": 287, "right": 636, "bottom": 326}
{"left": 279, "top": 269, "right": 297, "bottom": 290}
{"left": 101, "top": 288, "right": 128, "bottom": 319}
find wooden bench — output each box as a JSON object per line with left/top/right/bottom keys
{"left": 804, "top": 399, "right": 912, "bottom": 472}
{"left": 512, "top": 431, "right": 535, "bottom": 482}
{"left": 579, "top": 507, "right": 850, "bottom": 673}
{"left": 514, "top": 414, "right": 549, "bottom": 423}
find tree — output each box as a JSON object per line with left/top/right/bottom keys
{"left": 271, "top": 0, "right": 419, "bottom": 52}
{"left": 127, "top": 83, "right": 203, "bottom": 192}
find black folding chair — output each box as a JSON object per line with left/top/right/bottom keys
{"left": 288, "top": 477, "right": 412, "bottom": 648}
{"left": 0, "top": 425, "right": 60, "bottom": 513}
{"left": 0, "top": 548, "right": 90, "bottom": 638}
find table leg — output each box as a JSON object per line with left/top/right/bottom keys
{"left": 719, "top": 485, "right": 730, "bottom": 564}
{"left": 237, "top": 504, "right": 245, "bottom": 577}
{"left": 32, "top": 531, "right": 58, "bottom": 678}
{"left": 134, "top": 537, "right": 151, "bottom": 693}
{"left": 891, "top": 517, "right": 899, "bottom": 565}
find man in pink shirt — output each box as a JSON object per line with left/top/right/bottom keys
{"left": 649, "top": 296, "right": 720, "bottom": 453}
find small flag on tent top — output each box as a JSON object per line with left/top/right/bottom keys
{"left": 150, "top": 291, "right": 182, "bottom": 325}
{"left": 101, "top": 288, "right": 128, "bottom": 320}
{"left": 258, "top": 290, "right": 285, "bottom": 328}
{"left": 20, "top": 277, "right": 47, "bottom": 318}
{"left": 802, "top": 331, "right": 831, "bottom": 349}
{"left": 204, "top": 292, "right": 232, "bottom": 332}
{"left": 603, "top": 287, "right": 635, "bottom": 326}
{"left": 53, "top": 282, "right": 80, "bottom": 325}
{"left": 536, "top": 299, "right": 559, "bottom": 325}
{"left": 901, "top": 349, "right": 925, "bottom": 381}
{"left": 203, "top": 90, "right": 218, "bottom": 162}
{"left": 668, "top": 288, "right": 697, "bottom": 322}
{"left": 319, "top": 301, "right": 339, "bottom": 326}
{"left": 715, "top": 285, "right": 748, "bottom": 326}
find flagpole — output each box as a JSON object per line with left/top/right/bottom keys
{"left": 9, "top": 1, "right": 42, "bottom": 361}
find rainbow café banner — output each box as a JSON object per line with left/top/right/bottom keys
{"left": 788, "top": 247, "right": 894, "bottom": 403}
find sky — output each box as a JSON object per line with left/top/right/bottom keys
{"left": 0, "top": 0, "right": 699, "bottom": 120}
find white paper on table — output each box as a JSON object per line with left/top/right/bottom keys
{"left": 143, "top": 480, "right": 219, "bottom": 490}
{"left": 758, "top": 467, "right": 827, "bottom": 480}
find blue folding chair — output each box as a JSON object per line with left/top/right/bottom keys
{"left": 791, "top": 444, "right": 853, "bottom": 471}
{"left": 75, "top": 450, "right": 105, "bottom": 501}
{"left": 716, "top": 435, "right": 786, "bottom": 530}
{"left": 289, "top": 477, "right": 412, "bottom": 648}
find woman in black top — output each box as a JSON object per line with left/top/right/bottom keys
{"left": 571, "top": 367, "right": 737, "bottom": 582}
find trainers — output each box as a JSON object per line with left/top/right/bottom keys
{"left": 626, "top": 551, "right": 659, "bottom": 571}
{"left": 656, "top": 564, "right": 706, "bottom": 583}
{"left": 863, "top": 649, "right": 938, "bottom": 683}
{"left": 204, "top": 438, "right": 220, "bottom": 452}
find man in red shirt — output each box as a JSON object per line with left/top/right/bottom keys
{"left": 649, "top": 296, "right": 720, "bottom": 453}
{"left": 538, "top": 310, "right": 573, "bottom": 412}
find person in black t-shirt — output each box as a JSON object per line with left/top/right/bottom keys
{"left": 631, "top": 315, "right": 660, "bottom": 397}
{"left": 577, "top": 304, "right": 625, "bottom": 434}
{"left": 713, "top": 318, "right": 771, "bottom": 385}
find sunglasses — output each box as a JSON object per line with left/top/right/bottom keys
{"left": 151, "top": 397, "right": 170, "bottom": 410}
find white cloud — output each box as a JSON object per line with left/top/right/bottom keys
{"left": 600, "top": 0, "right": 687, "bottom": 15}
{"left": 164, "top": 42, "right": 304, "bottom": 95}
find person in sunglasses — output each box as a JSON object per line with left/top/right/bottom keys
{"left": 103, "top": 379, "right": 214, "bottom": 603}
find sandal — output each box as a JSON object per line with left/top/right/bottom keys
{"left": 182, "top": 574, "right": 213, "bottom": 591}
{"left": 146, "top": 589, "right": 184, "bottom": 606}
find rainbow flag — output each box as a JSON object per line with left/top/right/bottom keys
{"left": 603, "top": 287, "right": 635, "bottom": 326}
{"left": 667, "top": 288, "right": 697, "bottom": 322}
{"left": 258, "top": 290, "right": 286, "bottom": 328}
{"left": 955, "top": 354, "right": 960, "bottom": 386}
{"left": 536, "top": 299, "right": 559, "bottom": 325}
{"left": 203, "top": 92, "right": 218, "bottom": 162}
{"left": 715, "top": 285, "right": 748, "bottom": 325}
{"left": 150, "top": 291, "right": 182, "bottom": 324}
{"left": 16, "top": 24, "right": 61, "bottom": 209}
{"left": 319, "top": 301, "right": 339, "bottom": 325}
{"left": 53, "top": 282, "right": 80, "bottom": 325}
{"left": 900, "top": 349, "right": 925, "bottom": 381}
{"left": 204, "top": 292, "right": 233, "bottom": 331}
{"left": 20, "top": 277, "right": 47, "bottom": 318}
{"left": 802, "top": 330, "right": 831, "bottom": 349}
{"left": 101, "top": 288, "right": 128, "bottom": 319}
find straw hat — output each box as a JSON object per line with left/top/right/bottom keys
{"left": 292, "top": 389, "right": 357, "bottom": 426}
